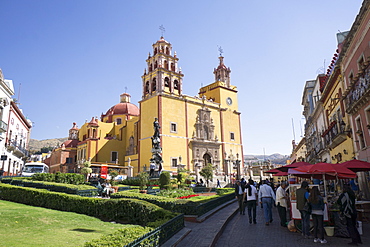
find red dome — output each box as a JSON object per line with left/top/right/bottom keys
{"left": 104, "top": 102, "right": 140, "bottom": 117}
{"left": 61, "top": 139, "right": 79, "bottom": 148}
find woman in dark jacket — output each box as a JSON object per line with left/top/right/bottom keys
{"left": 308, "top": 186, "right": 327, "bottom": 244}
{"left": 337, "top": 184, "right": 362, "bottom": 245}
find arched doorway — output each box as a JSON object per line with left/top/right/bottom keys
{"left": 203, "top": 153, "right": 211, "bottom": 166}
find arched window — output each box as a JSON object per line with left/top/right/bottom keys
{"left": 152, "top": 78, "right": 157, "bottom": 91}
{"left": 171, "top": 63, "right": 175, "bottom": 71}
{"left": 166, "top": 47, "right": 170, "bottom": 55}
{"left": 154, "top": 61, "right": 158, "bottom": 69}
{"left": 145, "top": 81, "right": 149, "bottom": 93}
{"left": 174, "top": 80, "right": 179, "bottom": 89}
{"left": 149, "top": 63, "right": 152, "bottom": 72}
{"left": 164, "top": 60, "right": 168, "bottom": 70}
{"left": 116, "top": 118, "right": 122, "bottom": 125}
{"left": 164, "top": 77, "right": 170, "bottom": 87}
{"left": 154, "top": 48, "right": 157, "bottom": 55}
{"left": 204, "top": 126, "right": 209, "bottom": 140}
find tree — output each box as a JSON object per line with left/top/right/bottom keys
{"left": 138, "top": 172, "right": 149, "bottom": 191}
{"left": 199, "top": 164, "right": 214, "bottom": 187}
{"left": 108, "top": 169, "right": 119, "bottom": 185}
{"left": 159, "top": 171, "right": 171, "bottom": 189}
{"left": 80, "top": 161, "right": 92, "bottom": 181}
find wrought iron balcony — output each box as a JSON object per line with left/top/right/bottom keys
{"left": 7, "top": 141, "right": 28, "bottom": 158}
{"left": 0, "top": 120, "right": 7, "bottom": 132}
{"left": 345, "top": 66, "right": 370, "bottom": 114}
{"left": 322, "top": 121, "right": 347, "bottom": 149}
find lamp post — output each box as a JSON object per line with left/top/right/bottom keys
{"left": 236, "top": 153, "right": 240, "bottom": 180}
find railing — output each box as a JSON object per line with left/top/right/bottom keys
{"left": 0, "top": 120, "right": 7, "bottom": 132}
{"left": 345, "top": 65, "right": 370, "bottom": 114}
{"left": 7, "top": 141, "right": 28, "bottom": 157}
{"left": 195, "top": 192, "right": 235, "bottom": 216}
{"left": 322, "top": 121, "right": 347, "bottom": 149}
{"left": 125, "top": 214, "right": 184, "bottom": 247}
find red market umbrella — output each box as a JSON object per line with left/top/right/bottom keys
{"left": 339, "top": 159, "right": 370, "bottom": 172}
{"left": 272, "top": 171, "right": 288, "bottom": 176}
{"left": 265, "top": 168, "right": 280, "bottom": 174}
{"left": 277, "top": 162, "right": 311, "bottom": 172}
{"left": 290, "top": 163, "right": 356, "bottom": 179}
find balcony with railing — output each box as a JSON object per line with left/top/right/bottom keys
{"left": 0, "top": 120, "right": 7, "bottom": 132}
{"left": 6, "top": 141, "right": 28, "bottom": 158}
{"left": 322, "top": 121, "right": 347, "bottom": 149}
{"left": 345, "top": 65, "right": 370, "bottom": 114}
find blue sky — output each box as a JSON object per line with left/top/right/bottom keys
{"left": 0, "top": 0, "right": 363, "bottom": 155}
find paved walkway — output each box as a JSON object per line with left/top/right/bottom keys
{"left": 164, "top": 200, "right": 369, "bottom": 247}
{"left": 216, "top": 204, "right": 369, "bottom": 247}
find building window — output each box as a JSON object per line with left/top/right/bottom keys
{"left": 111, "top": 151, "right": 118, "bottom": 163}
{"left": 171, "top": 158, "right": 178, "bottom": 168}
{"left": 355, "top": 117, "right": 366, "bottom": 149}
{"left": 66, "top": 157, "right": 73, "bottom": 164}
{"left": 230, "top": 132, "right": 235, "bottom": 141}
{"left": 365, "top": 106, "right": 370, "bottom": 129}
{"left": 170, "top": 122, "right": 177, "bottom": 133}
{"left": 116, "top": 118, "right": 122, "bottom": 125}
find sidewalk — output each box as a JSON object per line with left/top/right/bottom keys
{"left": 216, "top": 204, "right": 369, "bottom": 247}
{"left": 162, "top": 199, "right": 239, "bottom": 247}
{"left": 163, "top": 200, "right": 369, "bottom": 247}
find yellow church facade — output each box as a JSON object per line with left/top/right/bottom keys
{"left": 72, "top": 36, "right": 243, "bottom": 178}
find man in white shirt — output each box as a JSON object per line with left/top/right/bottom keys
{"left": 276, "top": 182, "right": 288, "bottom": 227}
{"left": 259, "top": 180, "right": 276, "bottom": 225}
{"left": 244, "top": 179, "right": 258, "bottom": 224}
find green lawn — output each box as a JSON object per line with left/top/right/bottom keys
{"left": 0, "top": 200, "right": 131, "bottom": 247}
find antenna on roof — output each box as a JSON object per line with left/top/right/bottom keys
{"left": 17, "top": 83, "right": 21, "bottom": 105}
{"left": 291, "top": 118, "right": 296, "bottom": 141}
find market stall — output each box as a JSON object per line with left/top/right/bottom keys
{"left": 286, "top": 163, "right": 357, "bottom": 233}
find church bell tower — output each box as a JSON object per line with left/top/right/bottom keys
{"left": 141, "top": 36, "right": 184, "bottom": 98}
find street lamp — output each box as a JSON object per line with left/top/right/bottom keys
{"left": 236, "top": 153, "right": 240, "bottom": 180}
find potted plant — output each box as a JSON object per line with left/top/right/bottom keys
{"left": 138, "top": 172, "right": 149, "bottom": 193}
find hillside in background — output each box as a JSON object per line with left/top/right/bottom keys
{"left": 29, "top": 137, "right": 68, "bottom": 152}
{"left": 244, "top": 153, "right": 290, "bottom": 165}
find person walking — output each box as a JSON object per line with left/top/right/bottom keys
{"left": 244, "top": 179, "right": 258, "bottom": 224}
{"left": 296, "top": 180, "right": 311, "bottom": 238}
{"left": 337, "top": 184, "right": 362, "bottom": 245}
{"left": 235, "top": 180, "right": 245, "bottom": 215}
{"left": 217, "top": 179, "right": 221, "bottom": 188}
{"left": 309, "top": 186, "right": 327, "bottom": 244}
{"left": 276, "top": 181, "right": 288, "bottom": 227}
{"left": 259, "top": 180, "right": 276, "bottom": 225}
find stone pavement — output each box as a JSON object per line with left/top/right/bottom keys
{"left": 216, "top": 204, "right": 369, "bottom": 247}
{"left": 163, "top": 200, "right": 369, "bottom": 247}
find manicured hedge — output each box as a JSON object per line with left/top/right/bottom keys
{"left": 84, "top": 225, "right": 157, "bottom": 247}
{"left": 32, "top": 172, "right": 85, "bottom": 185}
{"left": 1, "top": 178, "right": 98, "bottom": 196}
{"left": 0, "top": 184, "right": 177, "bottom": 226}
{"left": 110, "top": 190, "right": 234, "bottom": 216}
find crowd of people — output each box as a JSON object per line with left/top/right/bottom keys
{"left": 234, "top": 178, "right": 363, "bottom": 245}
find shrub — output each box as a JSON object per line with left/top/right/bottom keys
{"left": 0, "top": 183, "right": 177, "bottom": 226}
{"left": 31, "top": 172, "right": 84, "bottom": 185}
{"left": 138, "top": 172, "right": 149, "bottom": 190}
{"left": 159, "top": 171, "right": 171, "bottom": 189}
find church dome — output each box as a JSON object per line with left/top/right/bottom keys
{"left": 61, "top": 139, "right": 79, "bottom": 148}
{"left": 101, "top": 93, "right": 139, "bottom": 121}
{"left": 105, "top": 102, "right": 139, "bottom": 116}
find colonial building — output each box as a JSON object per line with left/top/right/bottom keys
{"left": 62, "top": 36, "right": 244, "bottom": 178}
{"left": 49, "top": 123, "right": 79, "bottom": 173}
{"left": 0, "top": 69, "right": 32, "bottom": 175}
